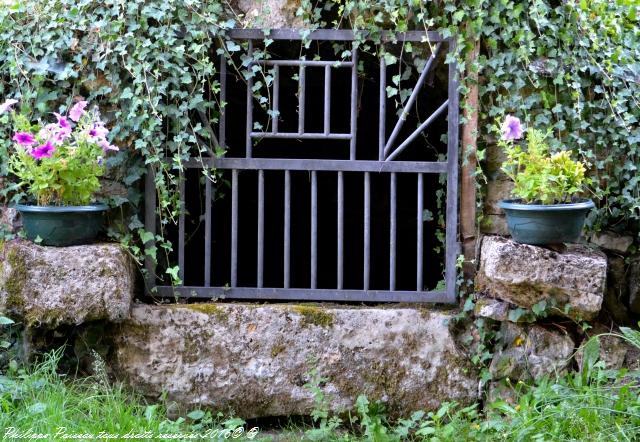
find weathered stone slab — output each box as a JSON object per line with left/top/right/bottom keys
{"left": 111, "top": 304, "right": 479, "bottom": 419}
{"left": 0, "top": 240, "right": 135, "bottom": 327}
{"left": 489, "top": 322, "right": 574, "bottom": 381}
{"left": 477, "top": 236, "right": 607, "bottom": 320}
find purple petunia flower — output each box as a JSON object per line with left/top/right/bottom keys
{"left": 0, "top": 98, "right": 18, "bottom": 114}
{"left": 69, "top": 100, "right": 88, "bottom": 122}
{"left": 501, "top": 115, "right": 524, "bottom": 141}
{"left": 30, "top": 141, "right": 55, "bottom": 159}
{"left": 88, "top": 123, "right": 109, "bottom": 140}
{"left": 13, "top": 132, "right": 36, "bottom": 146}
{"left": 53, "top": 112, "right": 71, "bottom": 129}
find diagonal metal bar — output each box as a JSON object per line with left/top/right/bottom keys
{"left": 385, "top": 99, "right": 449, "bottom": 162}
{"left": 383, "top": 41, "right": 443, "bottom": 158}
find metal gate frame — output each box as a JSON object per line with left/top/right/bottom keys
{"left": 145, "top": 29, "right": 460, "bottom": 303}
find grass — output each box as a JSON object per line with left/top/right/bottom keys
{"left": 0, "top": 329, "right": 639, "bottom": 441}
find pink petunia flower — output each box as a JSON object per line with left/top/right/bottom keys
{"left": 13, "top": 132, "right": 36, "bottom": 146}
{"left": 0, "top": 99, "right": 18, "bottom": 114}
{"left": 501, "top": 115, "right": 524, "bottom": 141}
{"left": 88, "top": 123, "right": 109, "bottom": 140}
{"left": 53, "top": 112, "right": 71, "bottom": 129}
{"left": 30, "top": 141, "right": 55, "bottom": 159}
{"left": 69, "top": 100, "right": 88, "bottom": 122}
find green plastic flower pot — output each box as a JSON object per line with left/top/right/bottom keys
{"left": 498, "top": 199, "right": 594, "bottom": 245}
{"left": 16, "top": 203, "right": 107, "bottom": 247}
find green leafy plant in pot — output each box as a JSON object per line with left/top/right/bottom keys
{"left": 1, "top": 98, "right": 119, "bottom": 246}
{"left": 497, "top": 115, "right": 594, "bottom": 245}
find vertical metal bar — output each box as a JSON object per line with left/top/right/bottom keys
{"left": 310, "top": 171, "right": 318, "bottom": 289}
{"left": 178, "top": 173, "right": 185, "bottom": 284}
{"left": 445, "top": 37, "right": 460, "bottom": 303}
{"left": 284, "top": 170, "right": 291, "bottom": 288}
{"left": 363, "top": 172, "right": 370, "bottom": 290}
{"left": 337, "top": 171, "right": 344, "bottom": 289}
{"left": 220, "top": 54, "right": 227, "bottom": 148}
{"left": 349, "top": 46, "right": 358, "bottom": 160}
{"left": 378, "top": 55, "right": 386, "bottom": 161}
{"left": 389, "top": 172, "right": 396, "bottom": 291}
{"left": 257, "top": 170, "right": 265, "bottom": 288}
{"left": 298, "top": 64, "right": 306, "bottom": 134}
{"left": 144, "top": 165, "right": 157, "bottom": 289}
{"left": 324, "top": 65, "right": 331, "bottom": 135}
{"left": 246, "top": 40, "right": 254, "bottom": 158}
{"left": 231, "top": 169, "right": 239, "bottom": 287}
{"left": 417, "top": 173, "right": 424, "bottom": 291}
{"left": 204, "top": 176, "right": 212, "bottom": 286}
{"left": 272, "top": 65, "right": 279, "bottom": 133}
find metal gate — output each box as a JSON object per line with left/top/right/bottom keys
{"left": 145, "top": 29, "right": 459, "bottom": 303}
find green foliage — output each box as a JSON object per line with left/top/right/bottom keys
{"left": 0, "top": 349, "right": 263, "bottom": 441}
{"left": 500, "top": 126, "right": 590, "bottom": 204}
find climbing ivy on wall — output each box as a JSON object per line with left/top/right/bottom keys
{"left": 0, "top": 0, "right": 638, "bottom": 281}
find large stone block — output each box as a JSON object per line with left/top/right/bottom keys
{"left": 476, "top": 236, "right": 607, "bottom": 320}
{"left": 111, "top": 304, "right": 479, "bottom": 419}
{"left": 0, "top": 240, "right": 135, "bottom": 327}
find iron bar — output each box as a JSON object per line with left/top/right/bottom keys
{"left": 220, "top": 54, "right": 227, "bottom": 147}
{"left": 246, "top": 40, "right": 254, "bottom": 158}
{"left": 350, "top": 46, "right": 358, "bottom": 160}
{"left": 311, "top": 171, "right": 318, "bottom": 289}
{"left": 155, "top": 286, "right": 451, "bottom": 303}
{"left": 379, "top": 56, "right": 386, "bottom": 161}
{"left": 385, "top": 99, "right": 449, "bottom": 162}
{"left": 259, "top": 59, "right": 353, "bottom": 67}
{"left": 445, "top": 37, "right": 460, "bottom": 303}
{"left": 144, "top": 165, "right": 156, "bottom": 288}
{"left": 272, "top": 65, "right": 279, "bottom": 133}
{"left": 299, "top": 64, "right": 306, "bottom": 134}
{"left": 284, "top": 170, "right": 291, "bottom": 288}
{"left": 257, "top": 170, "right": 265, "bottom": 288}
{"left": 250, "top": 132, "right": 351, "bottom": 140}
{"left": 417, "top": 173, "right": 424, "bottom": 291}
{"left": 231, "top": 169, "right": 239, "bottom": 287}
{"left": 183, "top": 158, "right": 448, "bottom": 174}
{"left": 228, "top": 28, "right": 446, "bottom": 43}
{"left": 363, "top": 172, "right": 370, "bottom": 290}
{"left": 383, "top": 41, "right": 443, "bottom": 158}
{"left": 204, "top": 176, "right": 212, "bottom": 286}
{"left": 324, "top": 65, "right": 331, "bottom": 135}
{"left": 178, "top": 174, "right": 185, "bottom": 283}
{"left": 389, "top": 172, "right": 396, "bottom": 290}
{"left": 337, "top": 171, "right": 344, "bottom": 289}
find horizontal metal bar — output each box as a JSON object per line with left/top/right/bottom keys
{"left": 228, "top": 28, "right": 446, "bottom": 43}
{"left": 250, "top": 132, "right": 351, "bottom": 140}
{"left": 152, "top": 286, "right": 453, "bottom": 303}
{"left": 183, "top": 158, "right": 448, "bottom": 173}
{"left": 259, "top": 59, "right": 353, "bottom": 67}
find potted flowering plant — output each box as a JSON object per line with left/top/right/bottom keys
{"left": 1, "top": 98, "right": 119, "bottom": 246}
{"left": 497, "top": 115, "right": 594, "bottom": 245}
